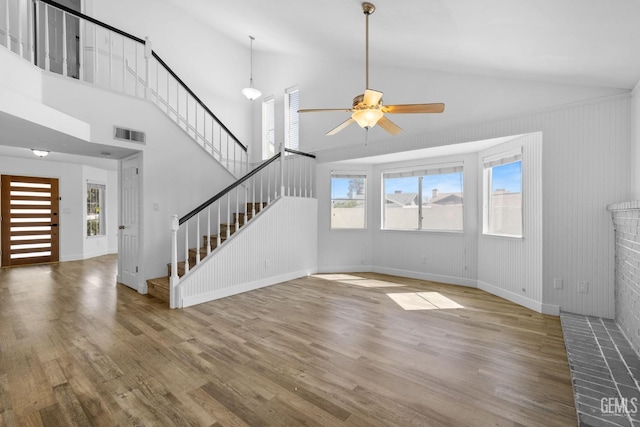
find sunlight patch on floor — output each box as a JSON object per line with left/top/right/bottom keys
{"left": 313, "top": 274, "right": 406, "bottom": 288}
{"left": 387, "top": 292, "right": 464, "bottom": 311}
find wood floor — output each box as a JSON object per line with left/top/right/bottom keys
{"left": 0, "top": 255, "right": 577, "bottom": 426}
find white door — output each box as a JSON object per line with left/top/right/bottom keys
{"left": 118, "top": 154, "right": 140, "bottom": 290}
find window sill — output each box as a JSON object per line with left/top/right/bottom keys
{"left": 481, "top": 233, "right": 523, "bottom": 240}
{"left": 381, "top": 228, "right": 464, "bottom": 235}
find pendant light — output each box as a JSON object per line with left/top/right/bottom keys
{"left": 241, "top": 35, "right": 262, "bottom": 101}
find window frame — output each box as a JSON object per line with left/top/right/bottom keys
{"left": 262, "top": 95, "right": 275, "bottom": 160}
{"left": 330, "top": 171, "right": 367, "bottom": 230}
{"left": 381, "top": 162, "right": 464, "bottom": 233}
{"left": 284, "top": 86, "right": 299, "bottom": 151}
{"left": 86, "top": 182, "right": 106, "bottom": 237}
{"left": 482, "top": 149, "right": 523, "bottom": 238}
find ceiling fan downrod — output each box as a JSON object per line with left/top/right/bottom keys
{"left": 362, "top": 2, "right": 375, "bottom": 90}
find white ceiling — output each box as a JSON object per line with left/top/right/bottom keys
{"left": 168, "top": 0, "right": 640, "bottom": 90}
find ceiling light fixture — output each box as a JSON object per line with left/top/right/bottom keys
{"left": 31, "top": 149, "right": 50, "bottom": 158}
{"left": 241, "top": 35, "right": 262, "bottom": 101}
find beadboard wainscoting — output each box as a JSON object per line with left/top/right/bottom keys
{"left": 178, "top": 197, "right": 318, "bottom": 308}
{"left": 608, "top": 201, "right": 640, "bottom": 355}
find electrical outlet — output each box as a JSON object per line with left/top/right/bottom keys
{"left": 264, "top": 259, "right": 269, "bottom": 268}
{"left": 577, "top": 281, "right": 589, "bottom": 294}
{"left": 554, "top": 278, "right": 563, "bottom": 290}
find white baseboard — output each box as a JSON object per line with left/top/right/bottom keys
{"left": 316, "top": 265, "right": 373, "bottom": 274}
{"left": 181, "top": 268, "right": 316, "bottom": 308}
{"left": 373, "top": 266, "right": 478, "bottom": 288}
{"left": 477, "top": 280, "right": 558, "bottom": 315}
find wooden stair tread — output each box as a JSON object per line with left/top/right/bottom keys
{"left": 146, "top": 276, "right": 170, "bottom": 303}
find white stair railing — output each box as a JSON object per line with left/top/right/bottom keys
{"left": 170, "top": 146, "right": 316, "bottom": 309}
{"left": 0, "top": 0, "right": 248, "bottom": 177}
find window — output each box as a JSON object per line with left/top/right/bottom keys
{"left": 382, "top": 163, "right": 464, "bottom": 231}
{"left": 331, "top": 173, "right": 366, "bottom": 229}
{"left": 483, "top": 151, "right": 522, "bottom": 237}
{"left": 284, "top": 86, "right": 299, "bottom": 151}
{"left": 86, "top": 183, "right": 105, "bottom": 236}
{"left": 262, "top": 96, "right": 275, "bottom": 159}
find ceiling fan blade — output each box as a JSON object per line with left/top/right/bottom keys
{"left": 377, "top": 116, "right": 402, "bottom": 135}
{"left": 363, "top": 89, "right": 383, "bottom": 106}
{"left": 298, "top": 108, "right": 352, "bottom": 113}
{"left": 326, "top": 118, "right": 355, "bottom": 136}
{"left": 383, "top": 103, "right": 445, "bottom": 114}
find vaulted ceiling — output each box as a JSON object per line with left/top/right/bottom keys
{"left": 168, "top": 0, "right": 640, "bottom": 90}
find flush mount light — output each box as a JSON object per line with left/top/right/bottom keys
{"left": 241, "top": 35, "right": 262, "bottom": 101}
{"left": 31, "top": 149, "right": 50, "bottom": 158}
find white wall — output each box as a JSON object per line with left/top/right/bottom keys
{"left": 316, "top": 163, "right": 374, "bottom": 272}
{"left": 90, "top": 0, "right": 252, "bottom": 147}
{"left": 316, "top": 95, "right": 631, "bottom": 318}
{"left": 82, "top": 165, "right": 118, "bottom": 258}
{"left": 477, "top": 134, "right": 545, "bottom": 313}
{"left": 632, "top": 82, "right": 640, "bottom": 199}
{"left": 0, "top": 155, "right": 118, "bottom": 261}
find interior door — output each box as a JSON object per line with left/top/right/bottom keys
{"left": 118, "top": 155, "right": 140, "bottom": 290}
{"left": 1, "top": 175, "right": 59, "bottom": 266}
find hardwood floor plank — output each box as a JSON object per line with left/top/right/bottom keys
{"left": 0, "top": 256, "right": 577, "bottom": 426}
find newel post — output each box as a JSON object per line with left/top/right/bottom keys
{"left": 279, "top": 142, "right": 285, "bottom": 197}
{"left": 144, "top": 37, "right": 152, "bottom": 100}
{"left": 170, "top": 214, "right": 179, "bottom": 309}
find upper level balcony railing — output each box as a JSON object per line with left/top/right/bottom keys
{"left": 0, "top": 0, "right": 248, "bottom": 176}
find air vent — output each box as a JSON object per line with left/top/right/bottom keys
{"left": 114, "top": 126, "right": 146, "bottom": 144}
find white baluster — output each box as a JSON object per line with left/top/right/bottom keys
{"left": 226, "top": 193, "right": 231, "bottom": 240}
{"left": 226, "top": 134, "right": 230, "bottom": 170}
{"left": 267, "top": 164, "right": 271, "bottom": 204}
{"left": 92, "top": 23, "right": 97, "bottom": 84}
{"left": 206, "top": 205, "right": 211, "bottom": 256}
{"left": 4, "top": 0, "right": 9, "bottom": 49}
{"left": 217, "top": 202, "right": 221, "bottom": 247}
{"left": 235, "top": 187, "right": 239, "bottom": 230}
{"left": 310, "top": 159, "right": 314, "bottom": 198}
{"left": 279, "top": 143, "right": 285, "bottom": 197}
{"left": 170, "top": 214, "right": 179, "bottom": 309}
{"left": 260, "top": 170, "right": 263, "bottom": 208}
{"left": 78, "top": 15, "right": 84, "bottom": 80}
{"left": 44, "top": 4, "right": 50, "bottom": 71}
{"left": 61, "top": 11, "right": 67, "bottom": 76}
{"left": 17, "top": 0, "right": 23, "bottom": 57}
{"left": 252, "top": 175, "right": 256, "bottom": 217}
{"left": 28, "top": 0, "right": 34, "bottom": 63}
{"left": 184, "top": 221, "right": 189, "bottom": 274}
{"left": 108, "top": 30, "right": 113, "bottom": 89}
{"left": 122, "top": 35, "right": 126, "bottom": 93}
{"left": 244, "top": 183, "right": 248, "bottom": 224}
{"left": 195, "top": 212, "right": 200, "bottom": 265}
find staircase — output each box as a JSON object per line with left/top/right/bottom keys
{"left": 146, "top": 202, "right": 266, "bottom": 303}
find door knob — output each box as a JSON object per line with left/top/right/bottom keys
{"left": 119, "top": 225, "right": 125, "bottom": 230}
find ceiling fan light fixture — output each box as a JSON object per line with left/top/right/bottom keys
{"left": 241, "top": 35, "right": 261, "bottom": 101}
{"left": 352, "top": 108, "right": 383, "bottom": 129}
{"left": 31, "top": 149, "right": 50, "bottom": 158}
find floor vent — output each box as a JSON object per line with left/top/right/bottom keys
{"left": 114, "top": 126, "right": 146, "bottom": 144}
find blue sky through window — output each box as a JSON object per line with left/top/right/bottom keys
{"left": 491, "top": 161, "right": 522, "bottom": 193}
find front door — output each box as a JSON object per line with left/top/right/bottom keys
{"left": 118, "top": 155, "right": 140, "bottom": 290}
{"left": 1, "top": 175, "right": 59, "bottom": 266}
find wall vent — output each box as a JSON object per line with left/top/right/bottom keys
{"left": 113, "top": 126, "right": 146, "bottom": 144}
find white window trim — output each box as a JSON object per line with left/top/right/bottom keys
{"left": 284, "top": 86, "right": 299, "bottom": 151}
{"left": 482, "top": 150, "right": 523, "bottom": 239}
{"left": 381, "top": 162, "right": 464, "bottom": 232}
{"left": 331, "top": 170, "right": 367, "bottom": 230}
{"left": 86, "top": 181, "right": 106, "bottom": 238}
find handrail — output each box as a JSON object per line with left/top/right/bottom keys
{"left": 180, "top": 153, "right": 282, "bottom": 225}
{"left": 180, "top": 149, "right": 317, "bottom": 224}
{"left": 38, "top": 0, "right": 144, "bottom": 44}
{"left": 34, "top": 0, "right": 247, "bottom": 154}
{"left": 152, "top": 52, "right": 246, "bottom": 152}
{"left": 285, "top": 148, "right": 316, "bottom": 159}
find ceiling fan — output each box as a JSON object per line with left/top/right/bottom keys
{"left": 298, "top": 2, "right": 445, "bottom": 136}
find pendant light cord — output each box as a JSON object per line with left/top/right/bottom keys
{"left": 249, "top": 35, "right": 255, "bottom": 85}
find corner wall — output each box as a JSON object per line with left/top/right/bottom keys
{"left": 477, "top": 133, "right": 546, "bottom": 313}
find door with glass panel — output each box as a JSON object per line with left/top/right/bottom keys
{"left": 1, "top": 175, "right": 59, "bottom": 266}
